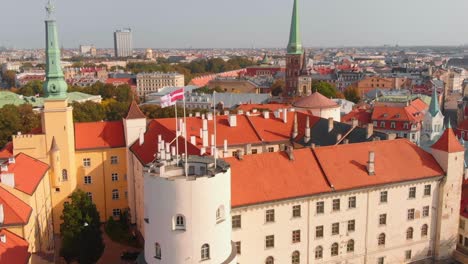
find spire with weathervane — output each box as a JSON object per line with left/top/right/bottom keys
{"left": 43, "top": 0, "right": 68, "bottom": 100}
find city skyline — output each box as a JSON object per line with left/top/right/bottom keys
{"left": 2, "top": 0, "right": 468, "bottom": 49}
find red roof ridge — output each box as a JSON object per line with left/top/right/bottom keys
{"left": 126, "top": 100, "right": 146, "bottom": 120}
{"left": 431, "top": 128, "right": 465, "bottom": 153}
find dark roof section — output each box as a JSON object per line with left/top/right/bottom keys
{"left": 126, "top": 101, "right": 146, "bottom": 120}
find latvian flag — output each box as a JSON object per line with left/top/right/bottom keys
{"left": 160, "top": 88, "right": 185, "bottom": 108}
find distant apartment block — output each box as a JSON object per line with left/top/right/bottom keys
{"left": 114, "top": 28, "right": 133, "bottom": 58}
{"left": 136, "top": 72, "right": 185, "bottom": 97}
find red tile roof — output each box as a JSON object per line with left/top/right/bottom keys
{"left": 237, "top": 103, "right": 291, "bottom": 112}
{"left": 126, "top": 101, "right": 146, "bottom": 120}
{"left": 293, "top": 92, "right": 339, "bottom": 109}
{"left": 188, "top": 69, "right": 246, "bottom": 87}
{"left": 0, "top": 187, "right": 32, "bottom": 226}
{"left": 342, "top": 109, "right": 372, "bottom": 125}
{"left": 1, "top": 153, "right": 49, "bottom": 196}
{"left": 0, "top": 229, "right": 30, "bottom": 264}
{"left": 431, "top": 128, "right": 465, "bottom": 153}
{"left": 0, "top": 143, "right": 13, "bottom": 160}
{"left": 228, "top": 139, "right": 444, "bottom": 207}
{"left": 74, "top": 121, "right": 126, "bottom": 150}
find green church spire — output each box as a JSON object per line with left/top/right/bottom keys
{"left": 287, "top": 0, "right": 303, "bottom": 55}
{"left": 429, "top": 88, "right": 440, "bottom": 117}
{"left": 43, "top": 0, "right": 68, "bottom": 100}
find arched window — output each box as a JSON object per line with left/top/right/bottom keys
{"left": 347, "top": 239, "right": 355, "bottom": 252}
{"left": 331, "top": 243, "right": 339, "bottom": 256}
{"left": 216, "top": 205, "right": 225, "bottom": 222}
{"left": 378, "top": 233, "right": 386, "bottom": 246}
{"left": 155, "top": 242, "right": 161, "bottom": 259}
{"left": 406, "top": 227, "right": 413, "bottom": 240}
{"left": 315, "top": 246, "right": 323, "bottom": 259}
{"left": 112, "top": 189, "right": 119, "bottom": 200}
{"left": 174, "top": 215, "right": 186, "bottom": 230}
{"left": 62, "top": 169, "right": 68, "bottom": 181}
{"left": 201, "top": 244, "right": 210, "bottom": 260}
{"left": 265, "top": 256, "right": 274, "bottom": 264}
{"left": 421, "top": 224, "right": 428, "bottom": 237}
{"left": 292, "top": 251, "right": 300, "bottom": 264}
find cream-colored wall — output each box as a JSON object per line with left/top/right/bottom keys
{"left": 232, "top": 179, "right": 440, "bottom": 264}
{"left": 75, "top": 148, "right": 128, "bottom": 222}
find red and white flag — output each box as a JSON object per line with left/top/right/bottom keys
{"left": 160, "top": 88, "right": 185, "bottom": 108}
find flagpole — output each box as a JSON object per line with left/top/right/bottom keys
{"left": 183, "top": 88, "right": 188, "bottom": 178}
{"left": 213, "top": 91, "right": 217, "bottom": 169}
{"left": 175, "top": 102, "right": 179, "bottom": 165}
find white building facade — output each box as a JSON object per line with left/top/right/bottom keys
{"left": 136, "top": 72, "right": 185, "bottom": 97}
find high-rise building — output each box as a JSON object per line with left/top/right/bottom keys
{"left": 114, "top": 28, "right": 133, "bottom": 58}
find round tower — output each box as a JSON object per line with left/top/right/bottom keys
{"left": 143, "top": 147, "right": 236, "bottom": 264}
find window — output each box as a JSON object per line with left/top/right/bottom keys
{"left": 84, "top": 176, "right": 92, "bottom": 184}
{"left": 378, "top": 257, "right": 385, "bottom": 264}
{"left": 380, "top": 191, "right": 388, "bottom": 203}
{"left": 62, "top": 169, "right": 68, "bottom": 181}
{"left": 252, "top": 149, "right": 258, "bottom": 154}
{"left": 406, "top": 227, "right": 413, "bottom": 240}
{"left": 405, "top": 250, "right": 412, "bottom": 260}
{"left": 315, "top": 246, "right": 323, "bottom": 259}
{"left": 216, "top": 205, "right": 225, "bottom": 222}
{"left": 265, "top": 235, "right": 274, "bottom": 248}
{"left": 379, "top": 214, "right": 387, "bottom": 225}
{"left": 155, "top": 243, "right": 161, "bottom": 259}
{"left": 174, "top": 215, "right": 185, "bottom": 230}
{"left": 112, "top": 209, "right": 121, "bottom": 218}
{"left": 424, "top": 185, "right": 431, "bottom": 196}
{"left": 423, "top": 206, "right": 430, "bottom": 217}
{"left": 380, "top": 121, "right": 385, "bottom": 128}
{"left": 348, "top": 196, "right": 356, "bottom": 209}
{"left": 292, "top": 230, "right": 301, "bottom": 243}
{"left": 86, "top": 192, "right": 92, "bottom": 202}
{"left": 111, "top": 156, "right": 118, "bottom": 164}
{"left": 112, "top": 189, "right": 119, "bottom": 200}
{"left": 316, "top": 201, "right": 324, "bottom": 214}
{"left": 111, "top": 173, "right": 118, "bottom": 181}
{"left": 232, "top": 215, "right": 241, "bottom": 228}
{"left": 408, "top": 187, "right": 416, "bottom": 198}
{"left": 348, "top": 220, "right": 355, "bottom": 232}
{"left": 465, "top": 237, "right": 468, "bottom": 247}
{"left": 404, "top": 123, "right": 409, "bottom": 129}
{"left": 331, "top": 243, "right": 339, "bottom": 256}
{"left": 332, "top": 223, "right": 339, "bottom": 235}
{"left": 201, "top": 244, "right": 210, "bottom": 260}
{"left": 292, "top": 251, "right": 300, "bottom": 264}
{"left": 460, "top": 219, "right": 465, "bottom": 230}
{"left": 347, "top": 239, "right": 355, "bottom": 252}
{"left": 316, "top": 226, "right": 324, "bottom": 238}
{"left": 266, "top": 209, "right": 275, "bottom": 223}
{"left": 390, "top": 122, "right": 396, "bottom": 129}
{"left": 235, "top": 241, "right": 241, "bottom": 254}
{"left": 268, "top": 147, "right": 274, "bottom": 153}
{"left": 407, "top": 209, "right": 415, "bottom": 220}
{"left": 460, "top": 235, "right": 463, "bottom": 245}
{"left": 421, "top": 224, "right": 428, "bottom": 237}
{"left": 292, "top": 205, "right": 301, "bottom": 218}
{"left": 333, "top": 199, "right": 340, "bottom": 211}
{"left": 373, "top": 121, "right": 378, "bottom": 127}
{"left": 378, "top": 233, "right": 386, "bottom": 246}
{"left": 266, "top": 256, "right": 274, "bottom": 264}
{"left": 83, "top": 158, "right": 91, "bottom": 167}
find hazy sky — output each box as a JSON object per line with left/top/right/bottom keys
{"left": 2, "top": 0, "right": 468, "bottom": 49}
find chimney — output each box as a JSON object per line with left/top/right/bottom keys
{"left": 207, "top": 112, "right": 213, "bottom": 121}
{"left": 252, "top": 109, "right": 258, "bottom": 114}
{"left": 283, "top": 109, "right": 288, "bottom": 123}
{"left": 367, "top": 151, "right": 375, "bottom": 176}
{"left": 228, "top": 115, "right": 237, "bottom": 127}
{"left": 237, "top": 110, "right": 244, "bottom": 115}
{"left": 190, "top": 136, "right": 196, "bottom": 145}
{"left": 7, "top": 157, "right": 15, "bottom": 164}
{"left": 245, "top": 144, "right": 252, "bottom": 155}
{"left": 195, "top": 112, "right": 201, "bottom": 117}
{"left": 292, "top": 113, "right": 298, "bottom": 138}
{"left": 286, "top": 146, "right": 295, "bottom": 161}
{"left": 1, "top": 173, "right": 15, "bottom": 188}
{"left": 311, "top": 143, "right": 316, "bottom": 149}
{"left": 0, "top": 164, "right": 7, "bottom": 172}
{"left": 200, "top": 147, "right": 206, "bottom": 155}
{"left": 211, "top": 134, "right": 215, "bottom": 147}
{"left": 387, "top": 133, "right": 397, "bottom": 140}
{"left": 246, "top": 111, "right": 251, "bottom": 116}
{"left": 237, "top": 149, "right": 243, "bottom": 160}
{"left": 171, "top": 146, "right": 176, "bottom": 157}
{"left": 165, "top": 143, "right": 171, "bottom": 160}
{"left": 304, "top": 117, "right": 311, "bottom": 143}
{"left": 201, "top": 114, "right": 206, "bottom": 120}
{"left": 0, "top": 204, "right": 3, "bottom": 225}
{"left": 189, "top": 113, "right": 193, "bottom": 117}
{"left": 343, "top": 139, "right": 349, "bottom": 144}
{"left": 224, "top": 110, "right": 230, "bottom": 116}
{"left": 366, "top": 123, "right": 374, "bottom": 139}
{"left": 337, "top": 134, "right": 342, "bottom": 142}
{"left": 328, "top": 118, "right": 334, "bottom": 132}
{"left": 262, "top": 111, "right": 270, "bottom": 119}
{"left": 223, "top": 139, "right": 228, "bottom": 156}
{"left": 273, "top": 110, "right": 280, "bottom": 119}
{"left": 351, "top": 118, "right": 358, "bottom": 128}
{"left": 202, "top": 120, "right": 209, "bottom": 147}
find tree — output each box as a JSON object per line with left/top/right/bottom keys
{"left": 72, "top": 101, "right": 106, "bottom": 122}
{"left": 312, "top": 81, "right": 338, "bottom": 98}
{"left": 2, "top": 70, "right": 16, "bottom": 88}
{"left": 343, "top": 86, "right": 361, "bottom": 103}
{"left": 18, "top": 80, "right": 44, "bottom": 96}
{"left": 105, "top": 100, "right": 130, "bottom": 121}
{"left": 60, "top": 189, "right": 104, "bottom": 264}
{"left": 193, "top": 86, "right": 224, "bottom": 94}
{"left": 271, "top": 79, "right": 285, "bottom": 96}
{"left": 0, "top": 104, "right": 40, "bottom": 147}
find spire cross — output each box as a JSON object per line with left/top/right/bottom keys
{"left": 45, "top": 0, "right": 55, "bottom": 18}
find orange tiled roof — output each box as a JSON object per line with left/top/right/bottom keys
{"left": 74, "top": 121, "right": 126, "bottom": 150}
{"left": 1, "top": 153, "right": 49, "bottom": 195}
{"left": 431, "top": 128, "right": 465, "bottom": 153}
{"left": 228, "top": 139, "right": 444, "bottom": 207}
{"left": 0, "top": 229, "right": 30, "bottom": 264}
{"left": 293, "top": 92, "right": 339, "bottom": 109}
{"left": 236, "top": 103, "right": 291, "bottom": 112}
{"left": 126, "top": 101, "right": 146, "bottom": 120}
{"left": 0, "top": 187, "right": 32, "bottom": 226}
{"left": 342, "top": 109, "right": 372, "bottom": 124}
{"left": 0, "top": 143, "right": 13, "bottom": 160}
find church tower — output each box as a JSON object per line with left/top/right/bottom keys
{"left": 421, "top": 88, "right": 444, "bottom": 143}
{"left": 284, "top": 0, "right": 305, "bottom": 98}
{"left": 41, "top": 0, "right": 77, "bottom": 233}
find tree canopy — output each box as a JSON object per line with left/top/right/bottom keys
{"left": 0, "top": 104, "right": 40, "bottom": 147}
{"left": 60, "top": 189, "right": 104, "bottom": 264}
{"left": 343, "top": 86, "right": 361, "bottom": 103}
{"left": 2, "top": 70, "right": 16, "bottom": 88}
{"left": 271, "top": 79, "right": 285, "bottom": 96}
{"left": 312, "top": 81, "right": 338, "bottom": 98}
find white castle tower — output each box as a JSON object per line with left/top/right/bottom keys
{"left": 142, "top": 140, "right": 236, "bottom": 264}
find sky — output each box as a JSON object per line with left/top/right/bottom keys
{"left": 2, "top": 0, "right": 468, "bottom": 49}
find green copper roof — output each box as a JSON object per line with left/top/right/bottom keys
{"left": 0, "top": 91, "right": 100, "bottom": 108}
{"left": 287, "top": 0, "right": 303, "bottom": 55}
{"left": 429, "top": 89, "right": 440, "bottom": 117}
{"left": 43, "top": 3, "right": 68, "bottom": 100}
